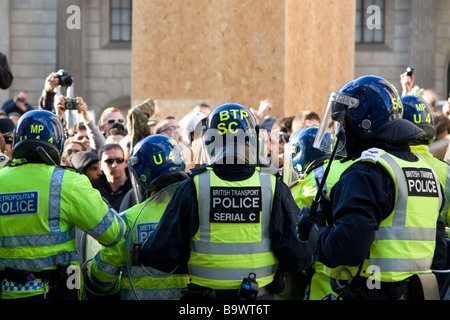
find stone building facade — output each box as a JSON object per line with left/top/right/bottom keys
{"left": 354, "top": 0, "right": 450, "bottom": 105}
{"left": 0, "top": 0, "right": 132, "bottom": 123}
{"left": 0, "top": 0, "right": 449, "bottom": 123}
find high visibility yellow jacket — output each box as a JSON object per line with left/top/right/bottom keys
{"left": 323, "top": 149, "right": 442, "bottom": 284}
{"left": 90, "top": 187, "right": 189, "bottom": 300}
{"left": 293, "top": 160, "right": 353, "bottom": 209}
{"left": 0, "top": 163, "right": 125, "bottom": 299}
{"left": 189, "top": 167, "right": 278, "bottom": 290}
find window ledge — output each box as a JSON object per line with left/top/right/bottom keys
{"left": 101, "top": 41, "right": 132, "bottom": 50}
{"left": 356, "top": 43, "right": 392, "bottom": 52}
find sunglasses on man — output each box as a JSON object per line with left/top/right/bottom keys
{"left": 4, "top": 136, "right": 13, "bottom": 144}
{"left": 103, "top": 158, "right": 125, "bottom": 165}
{"left": 103, "top": 118, "right": 125, "bottom": 125}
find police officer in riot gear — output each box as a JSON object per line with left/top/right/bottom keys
{"left": 298, "top": 75, "right": 447, "bottom": 300}
{"left": 401, "top": 95, "right": 450, "bottom": 298}
{"left": 88, "top": 134, "right": 190, "bottom": 300}
{"left": 0, "top": 110, "right": 125, "bottom": 300}
{"left": 278, "top": 126, "right": 332, "bottom": 300}
{"left": 401, "top": 95, "right": 450, "bottom": 225}
{"left": 140, "top": 103, "right": 313, "bottom": 300}
{"left": 285, "top": 126, "right": 353, "bottom": 300}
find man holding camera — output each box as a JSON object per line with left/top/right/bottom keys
{"left": 40, "top": 70, "right": 106, "bottom": 154}
{"left": 56, "top": 95, "right": 106, "bottom": 154}
{"left": 1, "top": 91, "right": 34, "bottom": 116}
{"left": 38, "top": 70, "right": 73, "bottom": 112}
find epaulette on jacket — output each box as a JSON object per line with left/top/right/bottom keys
{"left": 187, "top": 166, "right": 209, "bottom": 178}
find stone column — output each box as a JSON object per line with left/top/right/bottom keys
{"left": 132, "top": 0, "right": 355, "bottom": 119}
{"left": 285, "top": 0, "right": 355, "bottom": 117}
{"left": 409, "top": 0, "right": 435, "bottom": 91}
{"left": 132, "top": 0, "right": 285, "bottom": 118}
{"left": 56, "top": 0, "right": 83, "bottom": 98}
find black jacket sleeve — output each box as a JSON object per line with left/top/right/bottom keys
{"left": 38, "top": 90, "right": 56, "bottom": 112}
{"left": 0, "top": 52, "right": 13, "bottom": 90}
{"left": 270, "top": 179, "right": 313, "bottom": 272}
{"left": 141, "top": 179, "right": 199, "bottom": 273}
{"left": 317, "top": 161, "right": 395, "bottom": 268}
{"left": 432, "top": 212, "right": 447, "bottom": 270}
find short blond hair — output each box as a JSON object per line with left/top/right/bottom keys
{"left": 99, "top": 107, "right": 122, "bottom": 125}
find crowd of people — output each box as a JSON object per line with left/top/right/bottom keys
{"left": 2, "top": 70, "right": 449, "bottom": 214}
{"left": 1, "top": 61, "right": 450, "bottom": 303}
{"left": 0, "top": 70, "right": 326, "bottom": 215}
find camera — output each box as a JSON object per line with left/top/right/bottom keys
{"left": 65, "top": 99, "right": 79, "bottom": 110}
{"left": 406, "top": 67, "right": 414, "bottom": 77}
{"left": 0, "top": 153, "right": 10, "bottom": 167}
{"left": 56, "top": 69, "right": 73, "bottom": 87}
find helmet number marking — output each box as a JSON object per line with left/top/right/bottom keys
{"left": 218, "top": 109, "right": 249, "bottom": 135}
{"left": 30, "top": 124, "right": 45, "bottom": 133}
{"left": 391, "top": 97, "right": 401, "bottom": 111}
{"left": 414, "top": 103, "right": 431, "bottom": 124}
{"left": 218, "top": 122, "right": 239, "bottom": 135}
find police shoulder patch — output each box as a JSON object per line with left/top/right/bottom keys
{"left": 360, "top": 147, "right": 384, "bottom": 163}
{"left": 187, "top": 166, "right": 209, "bottom": 178}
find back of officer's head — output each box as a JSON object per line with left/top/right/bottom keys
{"left": 283, "top": 126, "right": 328, "bottom": 185}
{"left": 203, "top": 103, "right": 259, "bottom": 166}
{"left": 127, "top": 134, "right": 188, "bottom": 203}
{"left": 401, "top": 95, "right": 436, "bottom": 145}
{"left": 12, "top": 110, "right": 65, "bottom": 165}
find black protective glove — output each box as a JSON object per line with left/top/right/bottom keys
{"left": 297, "top": 206, "right": 326, "bottom": 242}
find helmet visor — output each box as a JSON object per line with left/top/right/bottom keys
{"left": 203, "top": 128, "right": 259, "bottom": 165}
{"left": 128, "top": 157, "right": 148, "bottom": 204}
{"left": 282, "top": 143, "right": 301, "bottom": 185}
{"left": 313, "top": 92, "right": 356, "bottom": 156}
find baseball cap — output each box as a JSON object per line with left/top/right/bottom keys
{"left": 71, "top": 151, "right": 99, "bottom": 173}
{"left": 0, "top": 118, "right": 15, "bottom": 135}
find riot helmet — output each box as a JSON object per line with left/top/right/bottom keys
{"left": 12, "top": 110, "right": 65, "bottom": 164}
{"left": 401, "top": 95, "right": 436, "bottom": 145}
{"left": 203, "top": 103, "right": 259, "bottom": 166}
{"left": 283, "top": 126, "right": 328, "bottom": 185}
{"left": 314, "top": 75, "right": 425, "bottom": 158}
{"left": 127, "top": 134, "right": 188, "bottom": 203}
